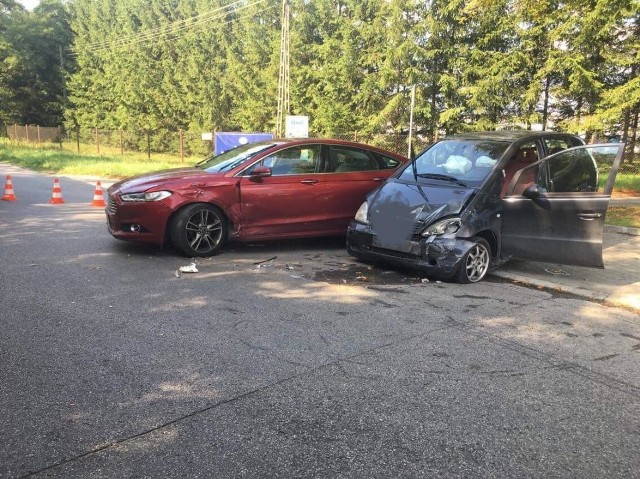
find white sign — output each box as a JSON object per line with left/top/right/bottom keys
{"left": 201, "top": 132, "right": 213, "bottom": 141}
{"left": 285, "top": 115, "right": 309, "bottom": 138}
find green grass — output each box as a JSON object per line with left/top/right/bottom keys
{"left": 607, "top": 206, "right": 640, "bottom": 228}
{"left": 0, "top": 140, "right": 201, "bottom": 179}
{"left": 608, "top": 172, "right": 640, "bottom": 193}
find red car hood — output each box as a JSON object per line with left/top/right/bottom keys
{"left": 110, "top": 168, "right": 218, "bottom": 194}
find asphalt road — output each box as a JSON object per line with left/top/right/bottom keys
{"left": 1, "top": 165, "right": 639, "bottom": 478}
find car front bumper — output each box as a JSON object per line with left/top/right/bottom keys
{"left": 106, "top": 193, "right": 172, "bottom": 246}
{"left": 346, "top": 221, "right": 475, "bottom": 279}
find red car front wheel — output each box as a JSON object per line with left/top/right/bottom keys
{"left": 170, "top": 203, "right": 227, "bottom": 257}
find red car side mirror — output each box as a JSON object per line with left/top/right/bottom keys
{"left": 250, "top": 166, "right": 272, "bottom": 178}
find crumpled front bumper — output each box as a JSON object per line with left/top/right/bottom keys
{"left": 346, "top": 220, "right": 476, "bottom": 279}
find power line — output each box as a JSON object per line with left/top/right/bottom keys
{"left": 74, "top": 0, "right": 255, "bottom": 52}
{"left": 69, "top": 0, "right": 271, "bottom": 55}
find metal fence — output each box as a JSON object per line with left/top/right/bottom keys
{"left": 2, "top": 124, "right": 429, "bottom": 162}
{"left": 2, "top": 124, "right": 639, "bottom": 179}
{"left": 2, "top": 124, "right": 213, "bottom": 161}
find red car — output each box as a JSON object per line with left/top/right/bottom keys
{"left": 106, "top": 139, "right": 408, "bottom": 256}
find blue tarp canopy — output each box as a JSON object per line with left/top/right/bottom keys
{"left": 214, "top": 132, "right": 274, "bottom": 155}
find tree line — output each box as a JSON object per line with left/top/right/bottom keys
{"left": 1, "top": 0, "right": 638, "bottom": 151}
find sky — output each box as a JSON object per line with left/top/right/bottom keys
{"left": 17, "top": 0, "right": 40, "bottom": 11}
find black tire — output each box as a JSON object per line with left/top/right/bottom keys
{"left": 455, "top": 237, "right": 491, "bottom": 284}
{"left": 170, "top": 203, "right": 227, "bottom": 257}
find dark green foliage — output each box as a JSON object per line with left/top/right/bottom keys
{"left": 1, "top": 0, "right": 637, "bottom": 147}
{"left": 0, "top": 0, "right": 73, "bottom": 126}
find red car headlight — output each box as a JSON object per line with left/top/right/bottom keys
{"left": 120, "top": 191, "right": 172, "bottom": 202}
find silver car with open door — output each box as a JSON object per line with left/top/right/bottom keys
{"left": 347, "top": 131, "right": 624, "bottom": 283}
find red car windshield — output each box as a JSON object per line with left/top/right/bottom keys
{"left": 197, "top": 143, "right": 277, "bottom": 173}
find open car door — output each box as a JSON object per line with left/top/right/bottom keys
{"left": 500, "top": 144, "right": 625, "bottom": 268}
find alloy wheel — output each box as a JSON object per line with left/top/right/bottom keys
{"left": 185, "top": 209, "right": 223, "bottom": 253}
{"left": 464, "top": 243, "right": 490, "bottom": 283}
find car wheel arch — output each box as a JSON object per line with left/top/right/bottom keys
{"left": 164, "top": 201, "right": 234, "bottom": 245}
{"left": 472, "top": 229, "right": 498, "bottom": 259}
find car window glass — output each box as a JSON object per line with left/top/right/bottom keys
{"left": 250, "top": 145, "right": 321, "bottom": 175}
{"left": 399, "top": 139, "right": 509, "bottom": 185}
{"left": 330, "top": 147, "right": 380, "bottom": 172}
{"left": 502, "top": 142, "right": 540, "bottom": 196}
{"left": 544, "top": 136, "right": 582, "bottom": 155}
{"left": 379, "top": 154, "right": 401, "bottom": 170}
{"left": 543, "top": 149, "right": 599, "bottom": 192}
{"left": 200, "top": 143, "right": 277, "bottom": 172}
{"left": 511, "top": 146, "right": 615, "bottom": 194}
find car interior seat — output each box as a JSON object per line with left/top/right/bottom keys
{"left": 549, "top": 147, "right": 565, "bottom": 156}
{"left": 334, "top": 154, "right": 379, "bottom": 172}
{"left": 501, "top": 147, "right": 539, "bottom": 196}
{"left": 271, "top": 151, "right": 303, "bottom": 175}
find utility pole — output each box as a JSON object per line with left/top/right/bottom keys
{"left": 276, "top": 0, "right": 290, "bottom": 138}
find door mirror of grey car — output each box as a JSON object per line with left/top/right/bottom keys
{"left": 250, "top": 166, "right": 272, "bottom": 178}
{"left": 522, "top": 183, "right": 541, "bottom": 199}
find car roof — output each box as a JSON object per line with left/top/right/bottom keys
{"left": 443, "top": 131, "right": 582, "bottom": 142}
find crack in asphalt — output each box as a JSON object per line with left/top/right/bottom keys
{"left": 18, "top": 293, "right": 640, "bottom": 477}
{"left": 19, "top": 324, "right": 455, "bottom": 477}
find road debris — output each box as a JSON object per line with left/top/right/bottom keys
{"left": 175, "top": 262, "right": 199, "bottom": 277}
{"left": 179, "top": 262, "right": 199, "bottom": 273}
{"left": 254, "top": 256, "right": 277, "bottom": 265}
{"left": 544, "top": 268, "right": 570, "bottom": 276}
{"left": 253, "top": 256, "right": 277, "bottom": 269}
{"left": 421, "top": 278, "right": 430, "bottom": 283}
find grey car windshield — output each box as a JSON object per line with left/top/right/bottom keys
{"left": 400, "top": 139, "right": 510, "bottom": 185}
{"left": 197, "top": 143, "right": 277, "bottom": 173}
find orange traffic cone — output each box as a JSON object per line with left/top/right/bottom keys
{"left": 1, "top": 175, "right": 17, "bottom": 201}
{"left": 49, "top": 178, "right": 64, "bottom": 204}
{"left": 91, "top": 180, "right": 106, "bottom": 207}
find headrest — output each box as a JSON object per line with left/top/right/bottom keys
{"left": 516, "top": 147, "right": 538, "bottom": 163}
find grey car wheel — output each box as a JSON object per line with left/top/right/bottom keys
{"left": 170, "top": 203, "right": 227, "bottom": 257}
{"left": 455, "top": 237, "right": 491, "bottom": 284}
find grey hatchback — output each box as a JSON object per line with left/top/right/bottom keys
{"left": 346, "top": 131, "right": 624, "bottom": 283}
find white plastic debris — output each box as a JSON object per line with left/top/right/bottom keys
{"left": 178, "top": 262, "right": 199, "bottom": 273}
{"left": 421, "top": 278, "right": 430, "bottom": 283}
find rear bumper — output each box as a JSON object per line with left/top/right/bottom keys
{"left": 346, "top": 221, "right": 474, "bottom": 279}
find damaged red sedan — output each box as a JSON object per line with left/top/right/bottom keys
{"left": 106, "top": 139, "right": 408, "bottom": 256}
